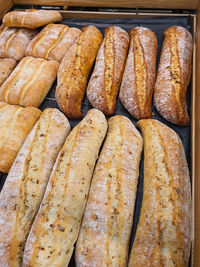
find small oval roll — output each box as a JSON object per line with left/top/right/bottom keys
{"left": 119, "top": 27, "right": 157, "bottom": 120}
{"left": 87, "top": 26, "right": 129, "bottom": 115}
{"left": 56, "top": 26, "right": 103, "bottom": 119}
{"left": 23, "top": 109, "right": 107, "bottom": 267}
{"left": 0, "top": 108, "right": 70, "bottom": 267}
{"left": 75, "top": 115, "right": 143, "bottom": 267}
{"left": 129, "top": 119, "right": 191, "bottom": 266}
{"left": 154, "top": 26, "right": 193, "bottom": 126}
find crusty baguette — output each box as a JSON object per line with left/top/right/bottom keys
{"left": 22, "top": 109, "right": 107, "bottom": 267}
{"left": 0, "top": 108, "right": 70, "bottom": 267}
{"left": 0, "top": 102, "right": 41, "bottom": 173}
{"left": 0, "top": 25, "right": 37, "bottom": 61}
{"left": 0, "top": 58, "right": 17, "bottom": 86}
{"left": 25, "top": 24, "right": 81, "bottom": 62}
{"left": 3, "top": 9, "right": 62, "bottom": 29}
{"left": 119, "top": 27, "right": 157, "bottom": 120}
{"left": 129, "top": 119, "right": 191, "bottom": 266}
{"left": 87, "top": 26, "right": 129, "bottom": 115}
{"left": 56, "top": 26, "right": 103, "bottom": 119}
{"left": 0, "top": 56, "right": 59, "bottom": 107}
{"left": 75, "top": 115, "right": 143, "bottom": 267}
{"left": 154, "top": 26, "right": 193, "bottom": 126}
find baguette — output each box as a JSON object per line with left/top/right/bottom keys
{"left": 75, "top": 115, "right": 143, "bottom": 267}
{"left": 129, "top": 119, "right": 191, "bottom": 266}
{"left": 154, "top": 26, "right": 193, "bottom": 126}
{"left": 0, "top": 108, "right": 70, "bottom": 266}
{"left": 25, "top": 24, "right": 81, "bottom": 62}
{"left": 22, "top": 109, "right": 107, "bottom": 267}
{"left": 56, "top": 26, "right": 103, "bottom": 119}
{"left": 0, "top": 102, "right": 41, "bottom": 173}
{"left": 3, "top": 9, "right": 62, "bottom": 29}
{"left": 0, "top": 58, "right": 17, "bottom": 86}
{"left": 119, "top": 27, "right": 157, "bottom": 120}
{"left": 87, "top": 26, "right": 129, "bottom": 115}
{"left": 0, "top": 56, "right": 59, "bottom": 107}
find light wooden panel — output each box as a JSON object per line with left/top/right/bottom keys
{"left": 0, "top": 0, "right": 13, "bottom": 20}
{"left": 13, "top": 0, "right": 198, "bottom": 10}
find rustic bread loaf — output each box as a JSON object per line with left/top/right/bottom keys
{"left": 154, "top": 26, "right": 193, "bottom": 126}
{"left": 0, "top": 25, "right": 37, "bottom": 61}
{"left": 23, "top": 109, "right": 107, "bottom": 267}
{"left": 0, "top": 102, "right": 41, "bottom": 173}
{"left": 0, "top": 108, "right": 70, "bottom": 266}
{"left": 129, "top": 119, "right": 191, "bottom": 266}
{"left": 0, "top": 58, "right": 17, "bottom": 86}
{"left": 56, "top": 26, "right": 103, "bottom": 119}
{"left": 119, "top": 27, "right": 157, "bottom": 120}
{"left": 0, "top": 56, "right": 59, "bottom": 107}
{"left": 3, "top": 9, "right": 62, "bottom": 29}
{"left": 75, "top": 115, "right": 143, "bottom": 267}
{"left": 87, "top": 26, "right": 129, "bottom": 115}
{"left": 25, "top": 24, "right": 81, "bottom": 62}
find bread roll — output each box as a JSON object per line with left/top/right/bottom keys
{"left": 23, "top": 109, "right": 107, "bottom": 267}
{"left": 0, "top": 108, "right": 70, "bottom": 267}
{"left": 119, "top": 27, "right": 157, "bottom": 120}
{"left": 0, "top": 25, "right": 37, "bottom": 61}
{"left": 0, "top": 56, "right": 59, "bottom": 107}
{"left": 0, "top": 58, "right": 17, "bottom": 86}
{"left": 25, "top": 24, "right": 81, "bottom": 62}
{"left": 56, "top": 26, "right": 103, "bottom": 119}
{"left": 75, "top": 115, "right": 142, "bottom": 267}
{"left": 0, "top": 102, "right": 41, "bottom": 173}
{"left": 3, "top": 9, "right": 62, "bottom": 29}
{"left": 87, "top": 26, "right": 129, "bottom": 115}
{"left": 129, "top": 119, "right": 191, "bottom": 266}
{"left": 154, "top": 26, "right": 193, "bottom": 126}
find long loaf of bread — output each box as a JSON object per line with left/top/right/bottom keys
{"left": 22, "top": 109, "right": 107, "bottom": 267}
{"left": 0, "top": 108, "right": 70, "bottom": 266}
{"left": 75, "top": 115, "right": 143, "bottom": 267}
{"left": 129, "top": 119, "right": 191, "bottom": 266}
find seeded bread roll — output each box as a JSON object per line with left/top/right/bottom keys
{"left": 75, "top": 115, "right": 143, "bottom": 267}
{"left": 154, "top": 26, "right": 193, "bottom": 126}
{"left": 119, "top": 27, "right": 157, "bottom": 120}
{"left": 56, "top": 26, "right": 103, "bottom": 119}
{"left": 0, "top": 108, "right": 70, "bottom": 266}
{"left": 23, "top": 109, "right": 107, "bottom": 267}
{"left": 87, "top": 26, "right": 129, "bottom": 115}
{"left": 129, "top": 119, "right": 191, "bottom": 266}
{"left": 0, "top": 58, "right": 17, "bottom": 86}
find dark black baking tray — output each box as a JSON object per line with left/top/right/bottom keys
{"left": 0, "top": 15, "right": 193, "bottom": 266}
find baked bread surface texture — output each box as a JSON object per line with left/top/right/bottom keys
{"left": 119, "top": 27, "right": 157, "bottom": 120}
{"left": 0, "top": 58, "right": 17, "bottom": 86}
{"left": 154, "top": 26, "right": 193, "bottom": 126}
{"left": 25, "top": 24, "right": 81, "bottom": 62}
{"left": 87, "top": 26, "right": 129, "bottom": 115}
{"left": 0, "top": 108, "right": 70, "bottom": 267}
{"left": 56, "top": 25, "right": 103, "bottom": 119}
{"left": 0, "top": 25, "right": 37, "bottom": 61}
{"left": 0, "top": 102, "right": 41, "bottom": 173}
{"left": 0, "top": 56, "right": 59, "bottom": 107}
{"left": 129, "top": 119, "right": 191, "bottom": 267}
{"left": 75, "top": 115, "right": 143, "bottom": 267}
{"left": 22, "top": 109, "right": 107, "bottom": 267}
{"left": 3, "top": 9, "right": 62, "bottom": 29}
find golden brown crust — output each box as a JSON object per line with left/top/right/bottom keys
{"left": 129, "top": 119, "right": 191, "bottom": 267}
{"left": 25, "top": 24, "right": 81, "bottom": 62}
{"left": 0, "top": 58, "right": 17, "bottom": 86}
{"left": 0, "top": 56, "right": 59, "bottom": 107}
{"left": 56, "top": 26, "right": 103, "bottom": 119}
{"left": 0, "top": 25, "right": 37, "bottom": 61}
{"left": 87, "top": 26, "right": 129, "bottom": 115}
{"left": 75, "top": 115, "right": 143, "bottom": 267}
{"left": 3, "top": 9, "right": 62, "bottom": 29}
{"left": 119, "top": 27, "right": 157, "bottom": 120}
{"left": 154, "top": 26, "right": 193, "bottom": 126}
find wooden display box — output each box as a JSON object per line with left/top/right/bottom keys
{"left": 0, "top": 0, "right": 199, "bottom": 266}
